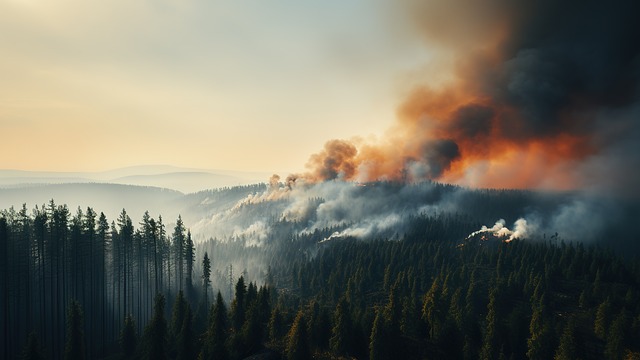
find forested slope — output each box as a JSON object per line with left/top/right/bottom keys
{"left": 1, "top": 184, "right": 639, "bottom": 359}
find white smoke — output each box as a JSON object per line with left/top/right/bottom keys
{"left": 190, "top": 175, "right": 617, "bottom": 247}
{"left": 320, "top": 213, "right": 402, "bottom": 242}
{"left": 466, "top": 218, "right": 532, "bottom": 242}
{"left": 192, "top": 179, "right": 448, "bottom": 245}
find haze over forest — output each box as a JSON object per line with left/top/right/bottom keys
{"left": 2, "top": 0, "right": 640, "bottom": 359}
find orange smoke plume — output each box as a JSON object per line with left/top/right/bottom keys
{"left": 298, "top": 0, "right": 640, "bottom": 192}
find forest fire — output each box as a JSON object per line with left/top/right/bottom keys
{"left": 296, "top": 0, "right": 640, "bottom": 195}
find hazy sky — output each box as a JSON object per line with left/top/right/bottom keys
{"left": 0, "top": 0, "right": 430, "bottom": 173}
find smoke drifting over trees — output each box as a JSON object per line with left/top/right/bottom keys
{"left": 299, "top": 0, "right": 640, "bottom": 195}
{"left": 2, "top": 0, "right": 640, "bottom": 358}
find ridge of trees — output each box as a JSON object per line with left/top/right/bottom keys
{"left": 2, "top": 200, "right": 640, "bottom": 359}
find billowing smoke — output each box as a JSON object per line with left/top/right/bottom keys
{"left": 191, "top": 178, "right": 635, "bottom": 247}
{"left": 298, "top": 0, "right": 640, "bottom": 195}
{"left": 189, "top": 0, "right": 639, "bottom": 251}
{"left": 466, "top": 218, "right": 532, "bottom": 242}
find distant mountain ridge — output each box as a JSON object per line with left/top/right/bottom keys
{"left": 0, "top": 165, "right": 275, "bottom": 193}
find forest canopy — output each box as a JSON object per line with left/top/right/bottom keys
{"left": 1, "top": 184, "right": 640, "bottom": 359}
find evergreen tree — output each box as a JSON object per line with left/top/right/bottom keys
{"left": 605, "top": 311, "right": 627, "bottom": 360}
{"left": 241, "top": 304, "right": 263, "bottom": 354}
{"left": 268, "top": 306, "right": 285, "bottom": 345}
{"left": 64, "top": 300, "right": 85, "bottom": 360}
{"left": 526, "top": 295, "right": 553, "bottom": 360}
{"left": 594, "top": 297, "right": 611, "bottom": 340}
{"left": 172, "top": 216, "right": 186, "bottom": 291}
{"left": 384, "top": 282, "right": 402, "bottom": 333}
{"left": 201, "top": 252, "right": 211, "bottom": 311}
{"left": 231, "top": 276, "right": 247, "bottom": 331}
{"left": 184, "top": 230, "right": 195, "bottom": 297}
{"left": 286, "top": 311, "right": 310, "bottom": 360}
{"left": 142, "top": 294, "right": 168, "bottom": 360}
{"left": 170, "top": 291, "right": 188, "bottom": 345}
{"left": 120, "top": 315, "right": 137, "bottom": 360}
{"left": 423, "top": 276, "right": 445, "bottom": 341}
{"left": 401, "top": 295, "right": 422, "bottom": 339}
{"left": 22, "top": 332, "right": 44, "bottom": 360}
{"left": 176, "top": 305, "right": 194, "bottom": 360}
{"left": 201, "top": 291, "right": 228, "bottom": 360}
{"left": 480, "top": 289, "right": 499, "bottom": 360}
{"left": 369, "top": 308, "right": 390, "bottom": 360}
{"left": 307, "top": 300, "right": 330, "bottom": 351}
{"left": 330, "top": 297, "right": 352, "bottom": 356}
{"left": 554, "top": 318, "right": 577, "bottom": 360}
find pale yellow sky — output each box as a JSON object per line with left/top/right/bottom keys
{"left": 0, "top": 0, "right": 431, "bottom": 173}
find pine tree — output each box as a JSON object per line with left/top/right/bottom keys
{"left": 241, "top": 304, "right": 261, "bottom": 353}
{"left": 172, "top": 216, "right": 186, "bottom": 291}
{"left": 201, "top": 291, "right": 228, "bottom": 360}
{"left": 231, "top": 276, "right": 247, "bottom": 331}
{"left": 184, "top": 230, "right": 195, "bottom": 297}
{"left": 268, "top": 306, "right": 285, "bottom": 345}
{"left": 480, "top": 289, "right": 499, "bottom": 360}
{"left": 64, "top": 300, "right": 85, "bottom": 360}
{"left": 120, "top": 315, "right": 137, "bottom": 360}
{"left": 370, "top": 308, "right": 389, "bottom": 360}
{"left": 176, "top": 305, "right": 194, "bottom": 360}
{"left": 201, "top": 252, "right": 211, "bottom": 311}
{"left": 330, "top": 297, "right": 352, "bottom": 356}
{"left": 423, "top": 276, "right": 445, "bottom": 341}
{"left": 286, "top": 311, "right": 310, "bottom": 360}
{"left": 554, "top": 318, "right": 577, "bottom": 360}
{"left": 605, "top": 311, "right": 627, "bottom": 360}
{"left": 22, "top": 332, "right": 44, "bottom": 360}
{"left": 526, "top": 294, "right": 553, "bottom": 360}
{"left": 142, "top": 294, "right": 168, "bottom": 360}
{"left": 170, "top": 290, "right": 187, "bottom": 345}
{"left": 594, "top": 298, "right": 611, "bottom": 340}
{"left": 384, "top": 282, "right": 402, "bottom": 333}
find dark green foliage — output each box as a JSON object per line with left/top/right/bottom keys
{"left": 2, "top": 194, "right": 640, "bottom": 359}
{"left": 554, "top": 318, "right": 577, "bottom": 360}
{"left": 605, "top": 311, "right": 628, "bottom": 360}
{"left": 369, "top": 308, "right": 390, "bottom": 360}
{"left": 286, "top": 311, "right": 310, "bottom": 360}
{"left": 422, "top": 276, "right": 445, "bottom": 341}
{"left": 241, "top": 303, "right": 263, "bottom": 353}
{"left": 201, "top": 252, "right": 211, "bottom": 309}
{"left": 594, "top": 297, "right": 611, "bottom": 340}
{"left": 307, "top": 300, "right": 330, "bottom": 351}
{"left": 526, "top": 294, "right": 554, "bottom": 360}
{"left": 231, "top": 276, "right": 247, "bottom": 331}
{"left": 120, "top": 315, "right": 137, "bottom": 360}
{"left": 330, "top": 297, "right": 353, "bottom": 356}
{"left": 64, "top": 300, "right": 85, "bottom": 360}
{"left": 176, "top": 305, "right": 194, "bottom": 360}
{"left": 22, "top": 332, "right": 44, "bottom": 360}
{"left": 142, "top": 294, "right": 167, "bottom": 360}
{"left": 200, "top": 292, "right": 228, "bottom": 360}
{"left": 268, "top": 306, "right": 285, "bottom": 345}
{"left": 168, "top": 291, "right": 190, "bottom": 359}
{"left": 480, "top": 289, "right": 499, "bottom": 360}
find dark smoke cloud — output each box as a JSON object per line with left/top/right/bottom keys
{"left": 413, "top": 139, "right": 460, "bottom": 179}
{"left": 301, "top": 0, "right": 640, "bottom": 195}
{"left": 306, "top": 139, "right": 358, "bottom": 181}
{"left": 448, "top": 104, "right": 494, "bottom": 139}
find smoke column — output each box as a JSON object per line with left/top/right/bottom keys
{"left": 300, "top": 0, "right": 640, "bottom": 195}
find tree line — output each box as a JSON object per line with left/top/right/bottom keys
{"left": 0, "top": 202, "right": 195, "bottom": 359}
{"left": 3, "top": 201, "right": 640, "bottom": 359}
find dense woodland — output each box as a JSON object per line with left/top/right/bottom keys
{"left": 2, "top": 187, "right": 640, "bottom": 359}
